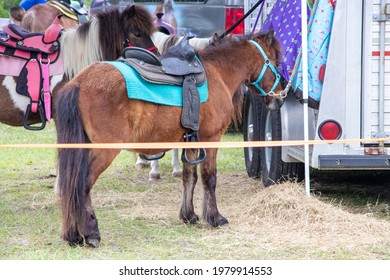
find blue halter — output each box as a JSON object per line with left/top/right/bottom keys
{"left": 249, "top": 40, "right": 281, "bottom": 97}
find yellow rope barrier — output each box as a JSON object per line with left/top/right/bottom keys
{"left": 0, "top": 138, "right": 389, "bottom": 149}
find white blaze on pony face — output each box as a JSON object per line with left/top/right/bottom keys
{"left": 2, "top": 74, "right": 64, "bottom": 113}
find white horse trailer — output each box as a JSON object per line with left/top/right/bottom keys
{"left": 243, "top": 0, "right": 390, "bottom": 186}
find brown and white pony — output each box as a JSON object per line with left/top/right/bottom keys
{"left": 0, "top": 5, "right": 157, "bottom": 128}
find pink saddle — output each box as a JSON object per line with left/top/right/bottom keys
{"left": 0, "top": 17, "right": 64, "bottom": 130}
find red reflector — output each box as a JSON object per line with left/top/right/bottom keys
{"left": 319, "top": 121, "right": 342, "bottom": 140}
{"left": 225, "top": 8, "right": 245, "bottom": 34}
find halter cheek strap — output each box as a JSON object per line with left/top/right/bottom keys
{"left": 249, "top": 40, "right": 281, "bottom": 97}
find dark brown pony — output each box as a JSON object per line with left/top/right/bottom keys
{"left": 55, "top": 30, "right": 284, "bottom": 247}
{"left": 0, "top": 5, "right": 157, "bottom": 128}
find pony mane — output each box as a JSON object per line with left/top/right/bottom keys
{"left": 249, "top": 31, "right": 283, "bottom": 65}
{"left": 60, "top": 4, "right": 156, "bottom": 79}
{"left": 60, "top": 20, "right": 103, "bottom": 80}
{"left": 200, "top": 31, "right": 282, "bottom": 66}
{"left": 198, "top": 31, "right": 282, "bottom": 131}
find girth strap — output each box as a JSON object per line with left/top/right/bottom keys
{"left": 41, "top": 60, "right": 52, "bottom": 122}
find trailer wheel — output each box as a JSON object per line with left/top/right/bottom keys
{"left": 243, "top": 91, "right": 262, "bottom": 178}
{"left": 259, "top": 101, "right": 304, "bottom": 187}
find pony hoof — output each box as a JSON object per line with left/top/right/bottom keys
{"left": 172, "top": 171, "right": 182, "bottom": 178}
{"left": 135, "top": 163, "right": 149, "bottom": 170}
{"left": 217, "top": 217, "right": 229, "bottom": 227}
{"left": 86, "top": 238, "right": 100, "bottom": 248}
{"left": 148, "top": 173, "right": 161, "bottom": 181}
{"left": 182, "top": 214, "right": 199, "bottom": 224}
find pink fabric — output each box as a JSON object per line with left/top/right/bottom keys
{"left": 0, "top": 53, "right": 64, "bottom": 76}
{"left": 43, "top": 17, "right": 63, "bottom": 43}
{"left": 25, "top": 59, "right": 41, "bottom": 113}
{"left": 41, "top": 61, "right": 51, "bottom": 122}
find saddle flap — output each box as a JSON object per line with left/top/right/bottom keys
{"left": 181, "top": 75, "right": 200, "bottom": 131}
{"left": 16, "top": 59, "right": 42, "bottom": 100}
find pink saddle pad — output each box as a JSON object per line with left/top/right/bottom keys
{"left": 0, "top": 54, "right": 64, "bottom": 77}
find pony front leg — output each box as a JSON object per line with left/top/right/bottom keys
{"left": 201, "top": 148, "right": 228, "bottom": 227}
{"left": 180, "top": 149, "right": 199, "bottom": 224}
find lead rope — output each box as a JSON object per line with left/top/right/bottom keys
{"left": 251, "top": 0, "right": 266, "bottom": 33}
{"left": 219, "top": 0, "right": 265, "bottom": 39}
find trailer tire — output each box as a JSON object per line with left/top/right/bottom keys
{"left": 243, "top": 91, "right": 262, "bottom": 178}
{"left": 259, "top": 101, "right": 304, "bottom": 187}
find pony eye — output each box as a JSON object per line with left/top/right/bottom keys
{"left": 133, "top": 32, "right": 141, "bottom": 37}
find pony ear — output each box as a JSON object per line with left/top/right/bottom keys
{"left": 124, "top": 4, "right": 136, "bottom": 17}
{"left": 266, "top": 29, "right": 275, "bottom": 47}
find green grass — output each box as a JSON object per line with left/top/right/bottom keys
{"left": 0, "top": 124, "right": 247, "bottom": 259}
{"left": 1, "top": 123, "right": 390, "bottom": 260}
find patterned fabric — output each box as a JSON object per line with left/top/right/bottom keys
{"left": 107, "top": 61, "right": 208, "bottom": 106}
{"left": 293, "top": 0, "right": 335, "bottom": 102}
{"left": 261, "top": 0, "right": 302, "bottom": 81}
{"left": 260, "top": 0, "right": 335, "bottom": 104}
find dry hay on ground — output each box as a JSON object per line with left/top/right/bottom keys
{"left": 219, "top": 174, "right": 390, "bottom": 249}
{"left": 94, "top": 172, "right": 390, "bottom": 254}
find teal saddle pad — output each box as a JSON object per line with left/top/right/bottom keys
{"left": 107, "top": 61, "right": 208, "bottom": 106}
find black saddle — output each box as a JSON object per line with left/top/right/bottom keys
{"left": 160, "top": 35, "right": 204, "bottom": 76}
{"left": 122, "top": 36, "right": 207, "bottom": 165}
{"left": 123, "top": 46, "right": 161, "bottom": 66}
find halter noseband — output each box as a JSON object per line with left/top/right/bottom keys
{"left": 249, "top": 40, "right": 282, "bottom": 97}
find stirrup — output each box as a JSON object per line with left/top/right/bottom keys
{"left": 139, "top": 152, "right": 165, "bottom": 161}
{"left": 23, "top": 102, "right": 46, "bottom": 131}
{"left": 181, "top": 148, "right": 207, "bottom": 165}
{"left": 181, "top": 131, "right": 207, "bottom": 165}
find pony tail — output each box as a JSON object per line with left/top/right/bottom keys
{"left": 55, "top": 85, "right": 89, "bottom": 244}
